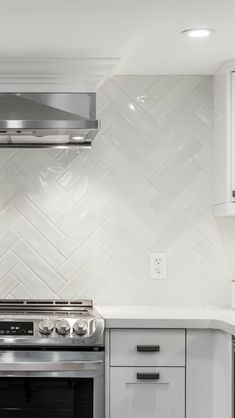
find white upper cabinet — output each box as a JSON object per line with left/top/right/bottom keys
{"left": 214, "top": 59, "right": 235, "bottom": 215}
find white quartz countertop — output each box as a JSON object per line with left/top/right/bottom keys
{"left": 96, "top": 305, "right": 235, "bottom": 335}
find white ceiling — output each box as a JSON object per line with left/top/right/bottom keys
{"left": 1, "top": 0, "right": 235, "bottom": 74}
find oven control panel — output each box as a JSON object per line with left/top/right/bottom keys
{"left": 0, "top": 322, "right": 34, "bottom": 336}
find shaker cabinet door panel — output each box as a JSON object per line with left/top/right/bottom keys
{"left": 110, "top": 367, "right": 185, "bottom": 418}
{"left": 110, "top": 329, "right": 185, "bottom": 367}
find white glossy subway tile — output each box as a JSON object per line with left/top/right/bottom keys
{"left": 0, "top": 75, "right": 232, "bottom": 305}
{"left": 58, "top": 228, "right": 110, "bottom": 281}
{"left": 12, "top": 240, "right": 65, "bottom": 291}
{"left": 12, "top": 262, "right": 58, "bottom": 298}
{"left": 13, "top": 217, "right": 65, "bottom": 270}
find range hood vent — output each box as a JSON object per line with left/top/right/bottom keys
{"left": 0, "top": 93, "right": 100, "bottom": 148}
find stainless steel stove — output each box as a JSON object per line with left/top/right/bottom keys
{"left": 0, "top": 299, "right": 104, "bottom": 346}
{"left": 0, "top": 300, "right": 105, "bottom": 418}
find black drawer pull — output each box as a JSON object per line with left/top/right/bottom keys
{"left": 137, "top": 373, "right": 160, "bottom": 380}
{"left": 137, "top": 345, "right": 160, "bottom": 352}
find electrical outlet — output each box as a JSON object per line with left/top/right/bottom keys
{"left": 150, "top": 253, "right": 167, "bottom": 280}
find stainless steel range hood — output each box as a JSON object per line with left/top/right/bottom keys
{"left": 0, "top": 93, "right": 100, "bottom": 148}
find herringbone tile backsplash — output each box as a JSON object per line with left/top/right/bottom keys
{"left": 0, "top": 75, "right": 233, "bottom": 305}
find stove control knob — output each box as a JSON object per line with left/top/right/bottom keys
{"left": 55, "top": 320, "right": 70, "bottom": 336}
{"left": 38, "top": 319, "right": 54, "bottom": 335}
{"left": 73, "top": 319, "right": 88, "bottom": 336}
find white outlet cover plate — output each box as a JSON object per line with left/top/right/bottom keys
{"left": 150, "top": 253, "right": 167, "bottom": 280}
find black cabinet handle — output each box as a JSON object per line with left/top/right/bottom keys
{"left": 137, "top": 373, "right": 160, "bottom": 380}
{"left": 137, "top": 345, "right": 160, "bottom": 352}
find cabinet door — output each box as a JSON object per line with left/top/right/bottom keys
{"left": 110, "top": 367, "right": 185, "bottom": 418}
{"left": 110, "top": 329, "right": 185, "bottom": 367}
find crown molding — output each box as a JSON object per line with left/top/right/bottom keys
{"left": 0, "top": 57, "right": 120, "bottom": 92}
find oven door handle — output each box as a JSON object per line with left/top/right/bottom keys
{"left": 0, "top": 360, "right": 103, "bottom": 372}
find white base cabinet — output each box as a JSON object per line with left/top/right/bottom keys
{"left": 106, "top": 328, "right": 232, "bottom": 418}
{"left": 108, "top": 329, "right": 185, "bottom": 418}
{"left": 110, "top": 329, "right": 185, "bottom": 367}
{"left": 110, "top": 367, "right": 185, "bottom": 418}
{"left": 186, "top": 329, "right": 232, "bottom": 418}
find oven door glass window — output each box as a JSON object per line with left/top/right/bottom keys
{"left": 0, "top": 378, "right": 93, "bottom": 417}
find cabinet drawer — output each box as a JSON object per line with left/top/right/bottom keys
{"left": 110, "top": 329, "right": 185, "bottom": 366}
{"left": 110, "top": 367, "right": 185, "bottom": 418}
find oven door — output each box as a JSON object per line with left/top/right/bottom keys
{"left": 0, "top": 350, "right": 104, "bottom": 418}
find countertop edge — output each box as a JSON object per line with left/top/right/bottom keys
{"left": 96, "top": 306, "right": 235, "bottom": 335}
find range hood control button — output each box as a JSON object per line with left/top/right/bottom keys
{"left": 38, "top": 319, "right": 54, "bottom": 335}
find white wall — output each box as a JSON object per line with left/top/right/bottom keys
{"left": 0, "top": 75, "right": 233, "bottom": 305}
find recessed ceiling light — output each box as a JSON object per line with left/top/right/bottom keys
{"left": 181, "top": 28, "right": 214, "bottom": 38}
